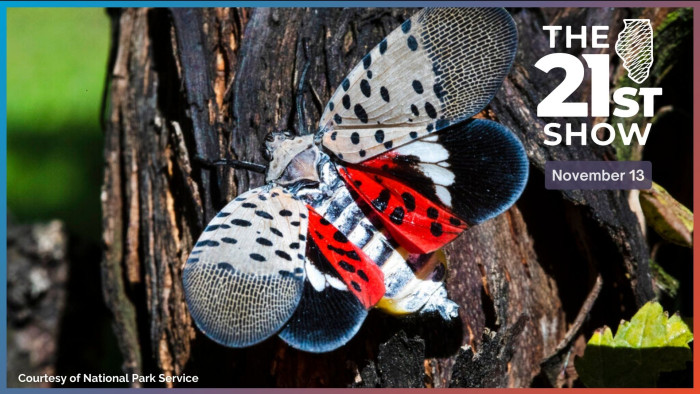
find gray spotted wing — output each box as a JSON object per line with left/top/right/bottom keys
{"left": 320, "top": 8, "right": 518, "bottom": 163}
{"left": 182, "top": 186, "right": 308, "bottom": 347}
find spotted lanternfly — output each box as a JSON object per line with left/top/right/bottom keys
{"left": 183, "top": 8, "right": 528, "bottom": 353}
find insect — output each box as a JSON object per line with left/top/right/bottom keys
{"left": 183, "top": 7, "right": 528, "bottom": 353}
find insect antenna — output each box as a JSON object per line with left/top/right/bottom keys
{"left": 193, "top": 156, "right": 267, "bottom": 174}
{"left": 296, "top": 38, "right": 312, "bottom": 136}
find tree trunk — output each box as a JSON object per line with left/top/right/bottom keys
{"left": 8, "top": 220, "right": 69, "bottom": 387}
{"left": 101, "top": 7, "right": 667, "bottom": 388}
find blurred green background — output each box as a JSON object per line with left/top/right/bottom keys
{"left": 8, "top": 8, "right": 109, "bottom": 241}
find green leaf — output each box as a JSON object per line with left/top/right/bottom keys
{"left": 640, "top": 182, "right": 693, "bottom": 248}
{"left": 575, "top": 302, "right": 693, "bottom": 387}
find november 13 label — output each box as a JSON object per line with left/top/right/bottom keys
{"left": 545, "top": 161, "right": 652, "bottom": 190}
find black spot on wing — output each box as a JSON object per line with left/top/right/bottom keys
{"left": 360, "top": 79, "right": 371, "bottom": 97}
{"left": 357, "top": 270, "right": 369, "bottom": 282}
{"left": 231, "top": 219, "right": 252, "bottom": 227}
{"left": 402, "top": 192, "right": 416, "bottom": 211}
{"left": 221, "top": 237, "right": 238, "bottom": 244}
{"left": 379, "top": 38, "right": 387, "bottom": 54}
{"left": 390, "top": 207, "right": 405, "bottom": 225}
{"left": 350, "top": 132, "right": 360, "bottom": 145}
{"left": 427, "top": 207, "right": 439, "bottom": 219}
{"left": 354, "top": 104, "right": 368, "bottom": 123}
{"left": 410, "top": 104, "right": 419, "bottom": 116}
{"left": 205, "top": 224, "right": 230, "bottom": 231}
{"left": 362, "top": 54, "right": 372, "bottom": 69}
{"left": 407, "top": 35, "right": 418, "bottom": 51}
{"left": 342, "top": 78, "right": 350, "bottom": 91}
{"left": 276, "top": 250, "right": 292, "bottom": 261}
{"left": 372, "top": 189, "right": 391, "bottom": 212}
{"left": 351, "top": 281, "right": 362, "bottom": 292}
{"left": 412, "top": 80, "right": 424, "bottom": 94}
{"left": 250, "top": 253, "right": 266, "bottom": 262}
{"left": 401, "top": 19, "right": 411, "bottom": 33}
{"left": 342, "top": 94, "right": 351, "bottom": 110}
{"left": 216, "top": 211, "right": 231, "bottom": 218}
{"left": 241, "top": 202, "right": 256, "bottom": 208}
{"left": 374, "top": 129, "right": 384, "bottom": 143}
{"left": 333, "top": 231, "right": 349, "bottom": 243}
{"left": 409, "top": 131, "right": 418, "bottom": 139}
{"left": 256, "top": 237, "right": 273, "bottom": 246}
{"left": 279, "top": 209, "right": 293, "bottom": 217}
{"left": 195, "top": 240, "right": 220, "bottom": 247}
{"left": 450, "top": 217, "right": 462, "bottom": 226}
{"left": 380, "top": 86, "right": 390, "bottom": 102}
{"left": 346, "top": 250, "right": 360, "bottom": 261}
{"left": 334, "top": 114, "right": 342, "bottom": 124}
{"left": 255, "top": 210, "right": 274, "bottom": 220}
{"left": 425, "top": 102, "right": 437, "bottom": 119}
{"left": 327, "top": 244, "right": 346, "bottom": 256}
{"left": 338, "top": 260, "right": 355, "bottom": 272}
{"left": 383, "top": 141, "right": 393, "bottom": 150}
{"left": 430, "top": 222, "right": 443, "bottom": 237}
{"left": 270, "top": 228, "right": 284, "bottom": 237}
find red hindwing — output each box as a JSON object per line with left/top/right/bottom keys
{"left": 307, "top": 207, "right": 385, "bottom": 308}
{"left": 338, "top": 163, "right": 467, "bottom": 255}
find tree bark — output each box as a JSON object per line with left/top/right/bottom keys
{"left": 7, "top": 220, "right": 68, "bottom": 387}
{"left": 101, "top": 7, "right": 668, "bottom": 387}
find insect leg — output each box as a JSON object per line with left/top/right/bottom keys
{"left": 193, "top": 156, "right": 267, "bottom": 174}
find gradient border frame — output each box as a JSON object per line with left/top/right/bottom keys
{"left": 2, "top": 1, "right": 699, "bottom": 392}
